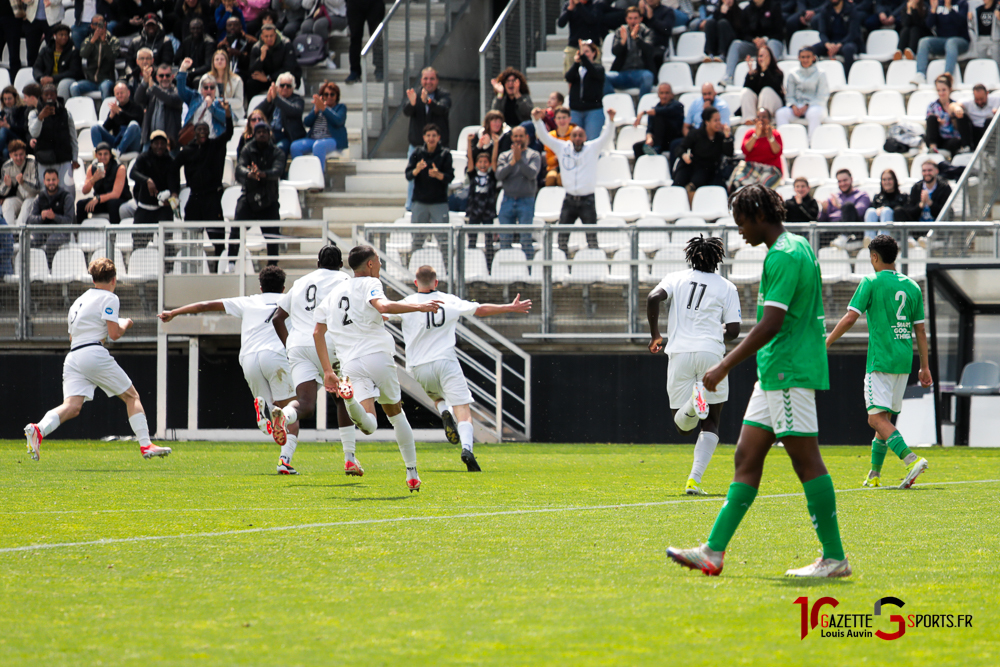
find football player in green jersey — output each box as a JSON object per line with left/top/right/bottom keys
{"left": 666, "top": 184, "right": 850, "bottom": 579}
{"left": 826, "top": 234, "right": 933, "bottom": 490}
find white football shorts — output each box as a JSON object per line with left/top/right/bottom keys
{"left": 341, "top": 351, "right": 402, "bottom": 405}
{"left": 667, "top": 350, "right": 728, "bottom": 409}
{"left": 62, "top": 345, "right": 133, "bottom": 401}
{"left": 241, "top": 349, "right": 296, "bottom": 408}
{"left": 865, "top": 372, "right": 908, "bottom": 415}
{"left": 742, "top": 381, "right": 819, "bottom": 438}
{"left": 411, "top": 358, "right": 474, "bottom": 407}
{"left": 287, "top": 344, "right": 340, "bottom": 388}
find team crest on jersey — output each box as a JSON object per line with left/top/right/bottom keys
{"left": 371, "top": 290, "right": 377, "bottom": 296}
{"left": 105, "top": 307, "right": 113, "bottom": 314}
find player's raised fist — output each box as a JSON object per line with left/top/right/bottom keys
{"left": 157, "top": 310, "right": 176, "bottom": 323}
{"left": 648, "top": 335, "right": 663, "bottom": 354}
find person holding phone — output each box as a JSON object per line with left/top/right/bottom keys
{"left": 76, "top": 143, "right": 130, "bottom": 225}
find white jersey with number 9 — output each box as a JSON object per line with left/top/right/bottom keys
{"left": 277, "top": 268, "right": 349, "bottom": 350}
{"left": 316, "top": 276, "right": 395, "bottom": 363}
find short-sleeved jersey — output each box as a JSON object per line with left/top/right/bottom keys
{"left": 756, "top": 232, "right": 829, "bottom": 391}
{"left": 276, "top": 268, "right": 349, "bottom": 350}
{"left": 653, "top": 269, "right": 741, "bottom": 357}
{"left": 848, "top": 270, "right": 925, "bottom": 374}
{"left": 317, "top": 277, "right": 394, "bottom": 362}
{"left": 222, "top": 293, "right": 286, "bottom": 362}
{"left": 68, "top": 288, "right": 119, "bottom": 345}
{"left": 398, "top": 291, "right": 480, "bottom": 369}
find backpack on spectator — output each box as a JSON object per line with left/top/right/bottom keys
{"left": 293, "top": 34, "right": 328, "bottom": 67}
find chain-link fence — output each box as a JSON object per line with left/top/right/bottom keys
{"left": 479, "top": 0, "right": 552, "bottom": 120}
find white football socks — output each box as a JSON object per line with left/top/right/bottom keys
{"left": 387, "top": 411, "right": 417, "bottom": 470}
{"left": 457, "top": 420, "right": 474, "bottom": 452}
{"left": 128, "top": 413, "right": 153, "bottom": 448}
{"left": 282, "top": 404, "right": 298, "bottom": 425}
{"left": 345, "top": 397, "right": 378, "bottom": 435}
{"left": 689, "top": 431, "right": 720, "bottom": 483}
{"left": 435, "top": 400, "right": 451, "bottom": 416}
{"left": 674, "top": 400, "right": 700, "bottom": 432}
{"left": 340, "top": 425, "right": 357, "bottom": 461}
{"left": 38, "top": 410, "right": 61, "bottom": 437}
{"left": 280, "top": 434, "right": 298, "bottom": 463}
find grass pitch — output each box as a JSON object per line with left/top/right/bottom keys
{"left": 1, "top": 440, "right": 997, "bottom": 666}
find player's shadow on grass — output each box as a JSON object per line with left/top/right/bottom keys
{"left": 342, "top": 495, "right": 412, "bottom": 502}
{"left": 424, "top": 469, "right": 470, "bottom": 474}
{"left": 286, "top": 482, "right": 364, "bottom": 488}
{"left": 760, "top": 577, "right": 855, "bottom": 588}
{"left": 73, "top": 469, "right": 134, "bottom": 473}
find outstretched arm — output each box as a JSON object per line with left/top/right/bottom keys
{"left": 646, "top": 287, "right": 668, "bottom": 354}
{"left": 826, "top": 309, "right": 860, "bottom": 348}
{"left": 371, "top": 298, "right": 443, "bottom": 315}
{"left": 702, "top": 305, "right": 787, "bottom": 391}
{"left": 474, "top": 293, "right": 532, "bottom": 317}
{"left": 157, "top": 300, "right": 226, "bottom": 322}
{"left": 272, "top": 307, "right": 290, "bottom": 346}
{"left": 915, "top": 322, "right": 933, "bottom": 387}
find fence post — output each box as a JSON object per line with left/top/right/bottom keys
{"left": 519, "top": 0, "right": 526, "bottom": 70}
{"left": 542, "top": 224, "right": 552, "bottom": 335}
{"left": 628, "top": 226, "right": 639, "bottom": 334}
{"left": 425, "top": 0, "right": 431, "bottom": 67}
{"left": 18, "top": 226, "right": 29, "bottom": 340}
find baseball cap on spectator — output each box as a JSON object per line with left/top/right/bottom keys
{"left": 95, "top": 142, "right": 112, "bottom": 153}
{"left": 144, "top": 13, "right": 160, "bottom": 26}
{"left": 149, "top": 130, "right": 169, "bottom": 142}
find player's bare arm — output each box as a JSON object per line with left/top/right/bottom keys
{"left": 825, "top": 310, "right": 859, "bottom": 348}
{"left": 474, "top": 293, "right": 533, "bottom": 317}
{"left": 703, "top": 306, "right": 786, "bottom": 391}
{"left": 724, "top": 322, "right": 740, "bottom": 341}
{"left": 915, "top": 322, "right": 933, "bottom": 387}
{"left": 106, "top": 318, "right": 133, "bottom": 342}
{"left": 312, "top": 321, "right": 342, "bottom": 395}
{"left": 646, "top": 286, "right": 668, "bottom": 354}
{"left": 271, "top": 307, "right": 291, "bottom": 346}
{"left": 157, "top": 301, "right": 226, "bottom": 322}
{"left": 372, "top": 298, "right": 443, "bottom": 315}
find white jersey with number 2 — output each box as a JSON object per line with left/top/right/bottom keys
{"left": 277, "top": 268, "right": 350, "bottom": 350}
{"left": 398, "top": 291, "right": 479, "bottom": 370}
{"left": 654, "top": 268, "right": 741, "bottom": 357}
{"left": 316, "top": 277, "right": 394, "bottom": 363}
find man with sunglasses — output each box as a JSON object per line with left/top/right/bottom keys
{"left": 136, "top": 62, "right": 183, "bottom": 155}
{"left": 255, "top": 72, "right": 305, "bottom": 158}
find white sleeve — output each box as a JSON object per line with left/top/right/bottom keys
{"left": 364, "top": 278, "right": 386, "bottom": 306}
{"left": 456, "top": 299, "right": 480, "bottom": 317}
{"left": 276, "top": 291, "right": 292, "bottom": 313}
{"left": 101, "top": 294, "right": 120, "bottom": 322}
{"left": 723, "top": 282, "right": 742, "bottom": 324}
{"left": 654, "top": 275, "right": 674, "bottom": 298}
{"left": 314, "top": 293, "right": 333, "bottom": 324}
{"left": 222, "top": 297, "right": 245, "bottom": 318}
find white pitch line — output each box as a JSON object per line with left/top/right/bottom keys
{"left": 2, "top": 479, "right": 997, "bottom": 555}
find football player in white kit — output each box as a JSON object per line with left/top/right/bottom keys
{"left": 398, "top": 265, "right": 532, "bottom": 471}
{"left": 312, "top": 245, "right": 442, "bottom": 492}
{"left": 158, "top": 266, "right": 304, "bottom": 474}
{"left": 23, "top": 258, "right": 172, "bottom": 460}
{"left": 647, "top": 236, "right": 741, "bottom": 495}
{"left": 270, "top": 245, "right": 362, "bottom": 475}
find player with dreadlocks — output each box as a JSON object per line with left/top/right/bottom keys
{"left": 647, "top": 234, "right": 742, "bottom": 495}
{"left": 666, "top": 184, "right": 850, "bottom": 579}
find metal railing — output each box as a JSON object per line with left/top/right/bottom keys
{"left": 479, "top": 0, "right": 551, "bottom": 121}
{"left": 937, "top": 107, "right": 1000, "bottom": 222}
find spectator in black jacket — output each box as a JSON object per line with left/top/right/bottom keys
{"left": 865, "top": 0, "right": 903, "bottom": 33}
{"left": 127, "top": 14, "right": 176, "bottom": 69}
{"left": 402, "top": 67, "right": 451, "bottom": 209}
{"left": 131, "top": 130, "right": 180, "bottom": 226}
{"left": 809, "top": 0, "right": 862, "bottom": 75}
{"left": 345, "top": 0, "right": 385, "bottom": 84}
{"left": 785, "top": 0, "right": 825, "bottom": 35}
{"left": 701, "top": 0, "right": 742, "bottom": 59}
{"left": 896, "top": 0, "right": 930, "bottom": 60}
{"left": 29, "top": 84, "right": 79, "bottom": 194}
{"left": 174, "top": 18, "right": 216, "bottom": 82}
{"left": 557, "top": 0, "right": 607, "bottom": 74}
{"left": 605, "top": 8, "right": 656, "bottom": 97}
{"left": 169, "top": 0, "right": 216, "bottom": 42}
{"left": 28, "top": 169, "right": 75, "bottom": 263}
{"left": 136, "top": 63, "right": 184, "bottom": 153}
{"left": 255, "top": 73, "right": 305, "bottom": 158}
{"left": 0, "top": 2, "right": 23, "bottom": 77}
{"left": 639, "top": 0, "right": 675, "bottom": 67}
{"left": 219, "top": 16, "right": 255, "bottom": 77}
{"left": 109, "top": 0, "right": 161, "bottom": 37}
{"left": 91, "top": 83, "right": 144, "bottom": 155}
{"left": 10, "top": 84, "right": 39, "bottom": 153}
{"left": 405, "top": 123, "right": 454, "bottom": 251}
{"left": 72, "top": 16, "right": 120, "bottom": 100}
{"left": 740, "top": 44, "right": 785, "bottom": 119}
{"left": 490, "top": 68, "right": 534, "bottom": 129}
{"left": 565, "top": 40, "right": 606, "bottom": 146}
{"left": 632, "top": 82, "right": 684, "bottom": 158}
{"left": 176, "top": 103, "right": 234, "bottom": 267}
{"left": 673, "top": 106, "right": 733, "bottom": 191}
{"left": 236, "top": 121, "right": 285, "bottom": 264}
{"left": 32, "top": 24, "right": 83, "bottom": 100}
{"left": 784, "top": 176, "right": 819, "bottom": 221}
{"left": 246, "top": 24, "right": 297, "bottom": 100}
{"left": 721, "top": 0, "right": 785, "bottom": 85}
{"left": 894, "top": 160, "right": 952, "bottom": 222}
{"left": 77, "top": 143, "right": 131, "bottom": 225}
{"left": 69, "top": 0, "right": 112, "bottom": 49}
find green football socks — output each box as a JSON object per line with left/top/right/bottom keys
{"left": 706, "top": 482, "right": 758, "bottom": 552}
{"left": 870, "top": 437, "right": 888, "bottom": 473}
{"left": 803, "top": 475, "right": 845, "bottom": 561}
{"left": 887, "top": 431, "right": 913, "bottom": 461}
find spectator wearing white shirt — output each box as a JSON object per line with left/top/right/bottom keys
{"left": 955, "top": 83, "right": 1000, "bottom": 146}
{"left": 532, "top": 105, "right": 616, "bottom": 254}
{"left": 775, "top": 48, "right": 829, "bottom": 138}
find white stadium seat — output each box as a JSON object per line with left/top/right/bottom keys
{"left": 221, "top": 185, "right": 242, "bottom": 220}
{"left": 635, "top": 93, "right": 659, "bottom": 126}
{"left": 850, "top": 248, "right": 875, "bottom": 283}
{"left": 816, "top": 60, "right": 847, "bottom": 92}
{"left": 777, "top": 124, "right": 808, "bottom": 159}
{"left": 125, "top": 248, "right": 159, "bottom": 281}
{"left": 278, "top": 185, "right": 302, "bottom": 219}
{"left": 690, "top": 186, "right": 729, "bottom": 221}
{"left": 534, "top": 186, "right": 565, "bottom": 222}
{"left": 861, "top": 29, "right": 899, "bottom": 63}
{"left": 864, "top": 90, "right": 906, "bottom": 125}
{"left": 733, "top": 125, "right": 751, "bottom": 159}
{"left": 904, "top": 89, "right": 938, "bottom": 126}
{"left": 629, "top": 154, "right": 670, "bottom": 189}
{"left": 65, "top": 96, "right": 98, "bottom": 130}
{"left": 596, "top": 154, "right": 632, "bottom": 189}
{"left": 595, "top": 187, "right": 612, "bottom": 218}
{"left": 455, "top": 125, "right": 479, "bottom": 157}
{"left": 607, "top": 248, "right": 649, "bottom": 284}
{"left": 826, "top": 91, "right": 866, "bottom": 126}
{"left": 652, "top": 185, "right": 690, "bottom": 221}
{"left": 611, "top": 185, "right": 651, "bottom": 221}
{"left": 694, "top": 62, "right": 727, "bottom": 89}
{"left": 408, "top": 247, "right": 448, "bottom": 281}
{"left": 809, "top": 124, "right": 848, "bottom": 158}
{"left": 818, "top": 246, "right": 851, "bottom": 284}
{"left": 464, "top": 248, "right": 491, "bottom": 282}
{"left": 846, "top": 59, "right": 886, "bottom": 94}
{"left": 550, "top": 248, "right": 570, "bottom": 283}
{"left": 909, "top": 152, "right": 944, "bottom": 181}
{"left": 648, "top": 245, "right": 689, "bottom": 280}
{"left": 603, "top": 93, "right": 636, "bottom": 125}
{"left": 658, "top": 62, "right": 695, "bottom": 93}
{"left": 13, "top": 68, "right": 35, "bottom": 92}
{"left": 45, "top": 247, "right": 89, "bottom": 283}
{"left": 733, "top": 61, "right": 749, "bottom": 90}
{"left": 785, "top": 31, "right": 820, "bottom": 60}
{"left": 635, "top": 216, "right": 672, "bottom": 252}
{"left": 926, "top": 60, "right": 962, "bottom": 88}
{"left": 870, "top": 152, "right": 910, "bottom": 185}
{"left": 791, "top": 152, "right": 830, "bottom": 187}
{"left": 4, "top": 249, "right": 49, "bottom": 283}
{"left": 487, "top": 248, "right": 531, "bottom": 284}
{"left": 885, "top": 60, "right": 917, "bottom": 93}
{"left": 847, "top": 123, "right": 886, "bottom": 158}
{"left": 614, "top": 125, "right": 647, "bottom": 156}
{"left": 566, "top": 248, "right": 609, "bottom": 284}
{"left": 596, "top": 217, "right": 629, "bottom": 252}
{"left": 284, "top": 155, "right": 325, "bottom": 191}
{"left": 673, "top": 31, "right": 707, "bottom": 65}
{"left": 729, "top": 245, "right": 766, "bottom": 285}
{"left": 830, "top": 153, "right": 870, "bottom": 184}
{"left": 962, "top": 59, "right": 1000, "bottom": 90}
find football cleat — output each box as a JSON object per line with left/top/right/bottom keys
{"left": 899, "top": 457, "right": 928, "bottom": 489}
{"left": 685, "top": 478, "right": 707, "bottom": 495}
{"left": 461, "top": 448, "right": 481, "bottom": 472}
{"left": 338, "top": 376, "right": 354, "bottom": 400}
{"left": 441, "top": 410, "right": 460, "bottom": 446}
{"left": 345, "top": 459, "right": 364, "bottom": 476}
{"left": 406, "top": 477, "right": 422, "bottom": 492}
{"left": 277, "top": 457, "right": 298, "bottom": 475}
{"left": 785, "top": 556, "right": 852, "bottom": 578}
{"left": 270, "top": 406, "right": 287, "bottom": 446}
{"left": 666, "top": 544, "right": 724, "bottom": 576}
{"left": 254, "top": 397, "right": 272, "bottom": 434}
{"left": 862, "top": 473, "right": 882, "bottom": 488}
{"left": 141, "top": 444, "right": 172, "bottom": 459}
{"left": 24, "top": 423, "right": 42, "bottom": 461}
{"left": 693, "top": 381, "right": 709, "bottom": 420}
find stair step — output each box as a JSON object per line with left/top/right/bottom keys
{"left": 354, "top": 159, "right": 410, "bottom": 173}
{"left": 344, "top": 174, "right": 409, "bottom": 193}
{"left": 320, "top": 191, "right": 408, "bottom": 206}
{"left": 321, "top": 205, "right": 406, "bottom": 223}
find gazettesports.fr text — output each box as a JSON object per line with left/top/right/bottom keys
{"left": 818, "top": 614, "right": 974, "bottom": 629}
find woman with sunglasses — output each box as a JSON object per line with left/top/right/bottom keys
{"left": 255, "top": 71, "right": 306, "bottom": 157}
{"left": 290, "top": 81, "right": 347, "bottom": 159}
{"left": 177, "top": 57, "right": 227, "bottom": 139}
{"left": 209, "top": 49, "right": 245, "bottom": 120}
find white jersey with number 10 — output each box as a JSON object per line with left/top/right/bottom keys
{"left": 398, "top": 291, "right": 479, "bottom": 370}
{"left": 277, "top": 268, "right": 349, "bottom": 350}
{"left": 316, "top": 277, "right": 395, "bottom": 363}
{"left": 655, "top": 268, "right": 741, "bottom": 357}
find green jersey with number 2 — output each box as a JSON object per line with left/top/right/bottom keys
{"left": 848, "top": 270, "right": 925, "bottom": 374}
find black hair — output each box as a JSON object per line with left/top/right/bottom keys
{"left": 879, "top": 169, "right": 899, "bottom": 196}
{"left": 728, "top": 183, "right": 786, "bottom": 225}
{"left": 422, "top": 123, "right": 441, "bottom": 136}
{"left": 43, "top": 168, "right": 59, "bottom": 178}
{"left": 258, "top": 264, "right": 286, "bottom": 293}
{"left": 348, "top": 245, "right": 378, "bottom": 270}
{"left": 701, "top": 106, "right": 719, "bottom": 124}
{"left": 686, "top": 235, "right": 725, "bottom": 273}
{"left": 318, "top": 244, "right": 343, "bottom": 270}
{"left": 869, "top": 234, "right": 898, "bottom": 265}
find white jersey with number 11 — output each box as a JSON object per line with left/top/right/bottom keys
{"left": 655, "top": 269, "right": 741, "bottom": 357}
